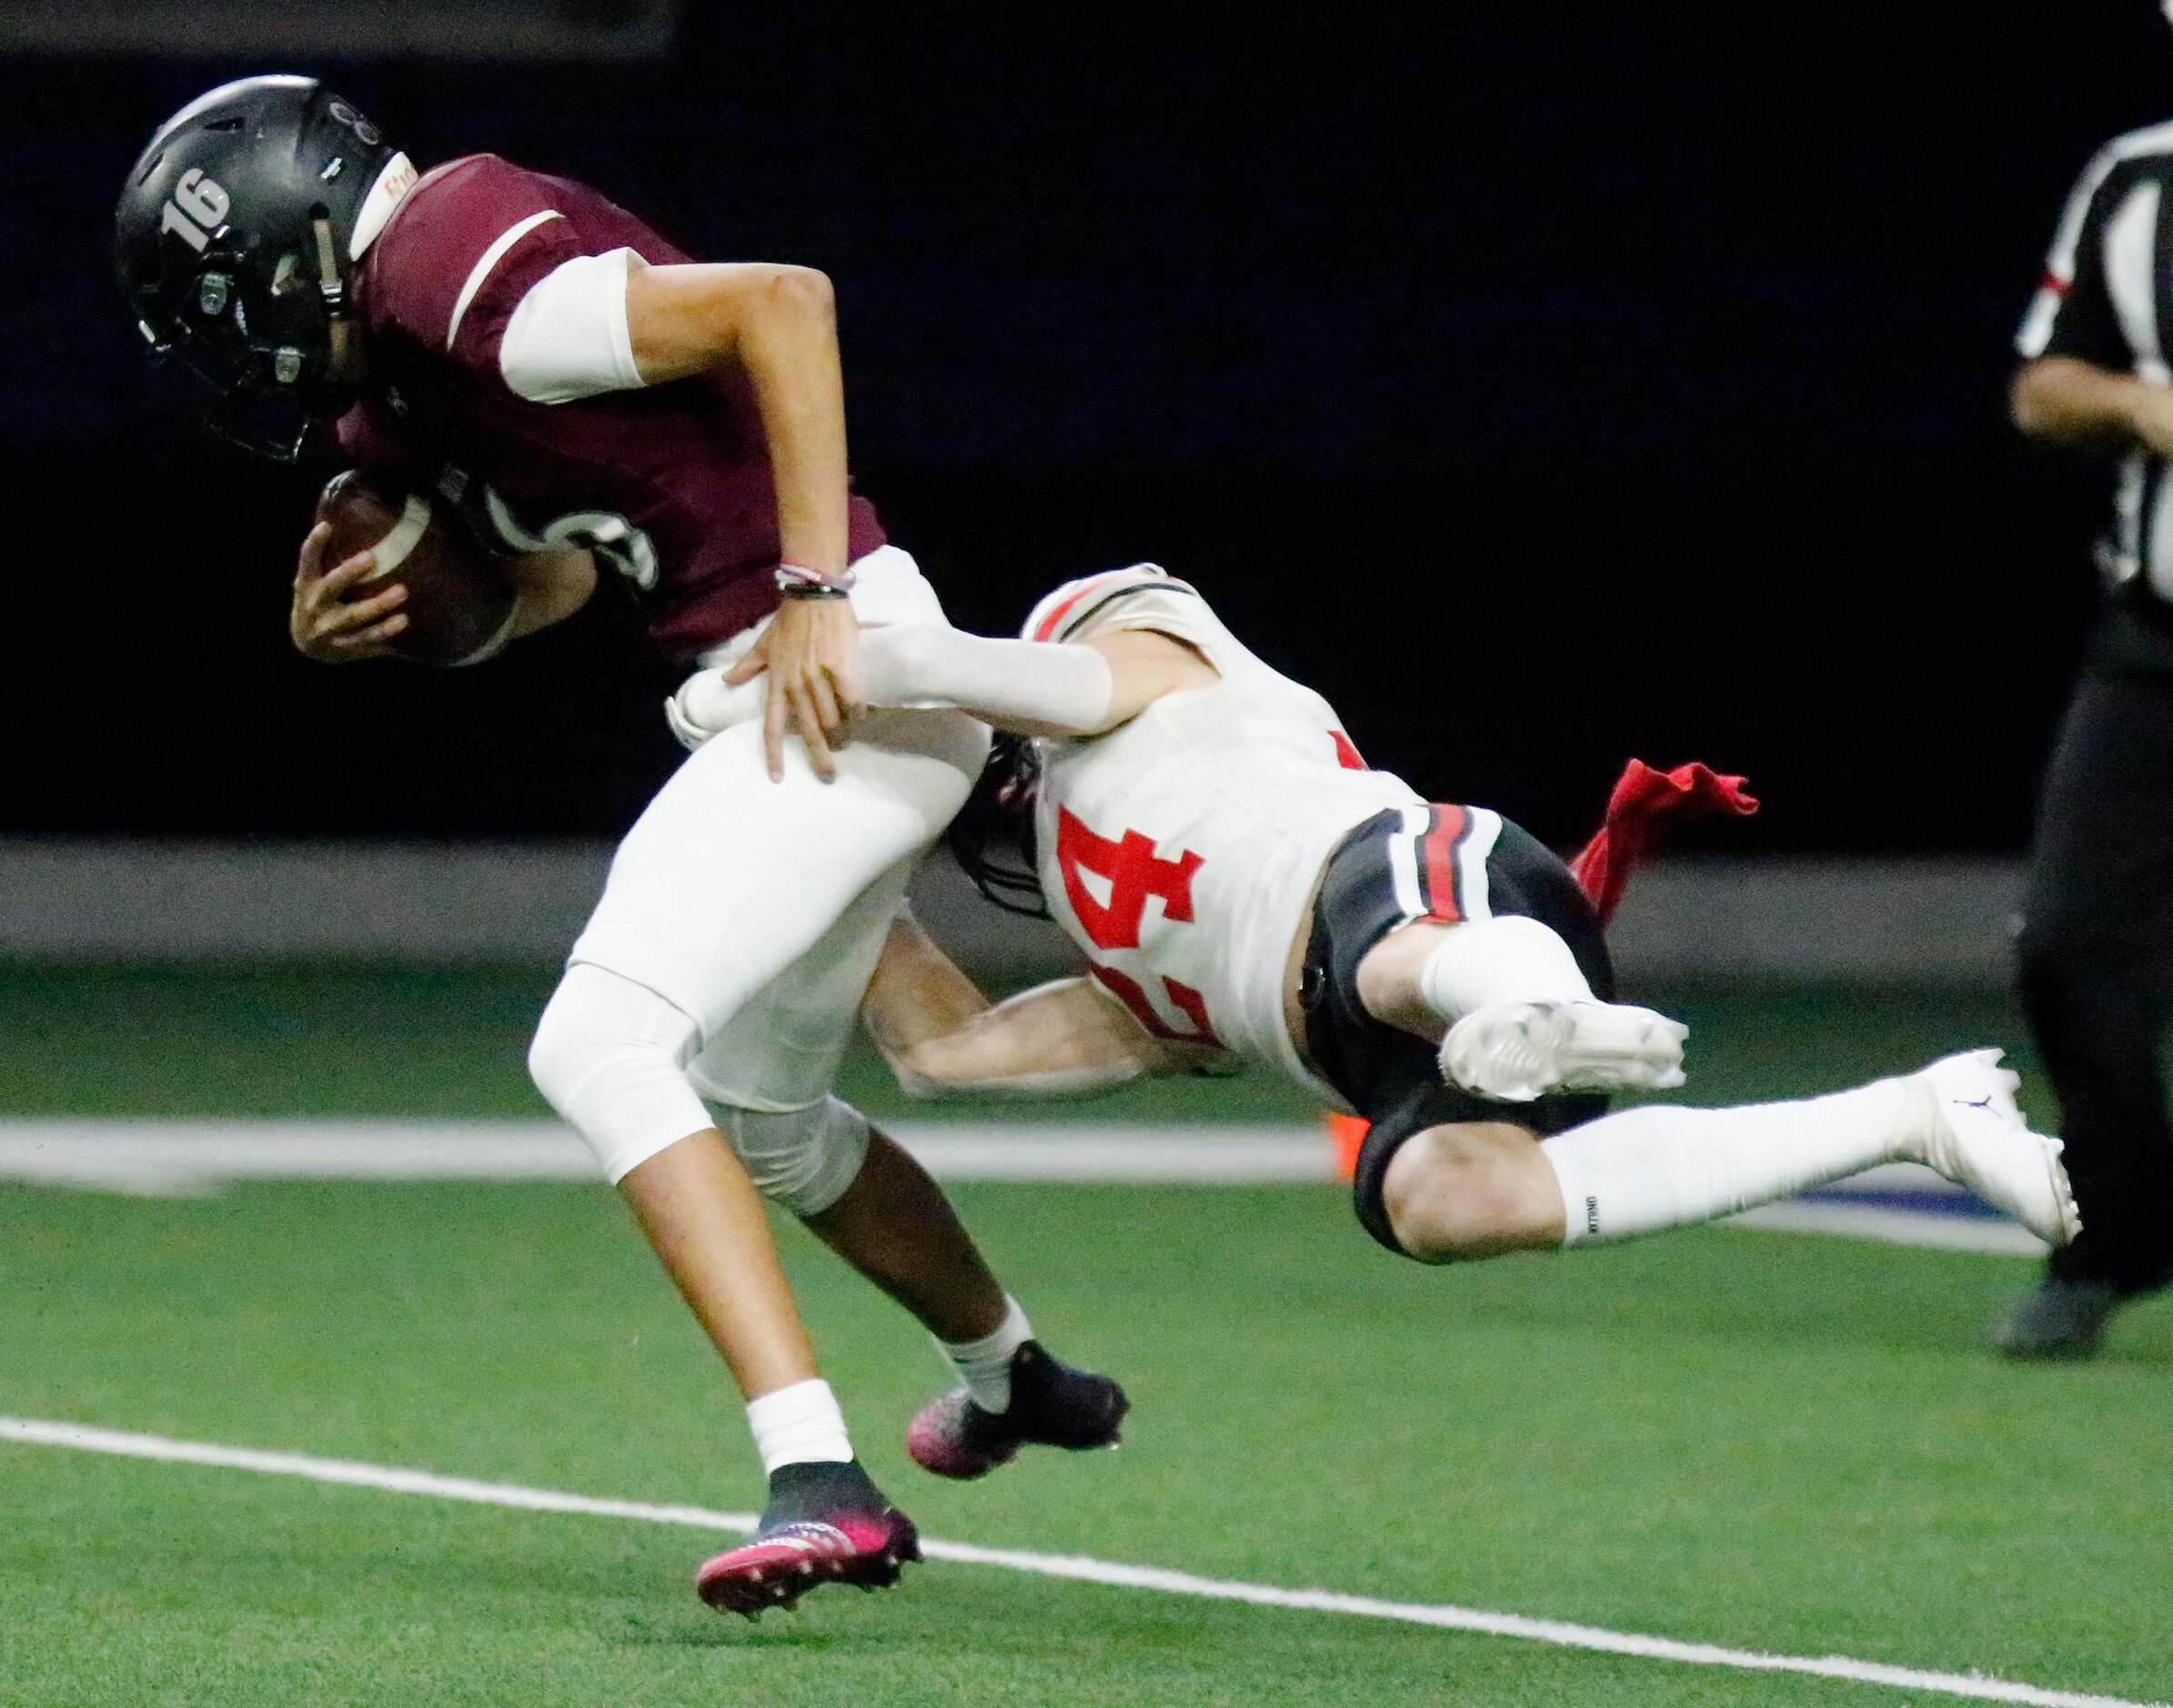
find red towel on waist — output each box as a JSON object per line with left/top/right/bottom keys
{"left": 1567, "top": 759, "right": 1758, "bottom": 926}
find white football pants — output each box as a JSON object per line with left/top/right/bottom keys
{"left": 535, "top": 547, "right": 988, "bottom": 1181}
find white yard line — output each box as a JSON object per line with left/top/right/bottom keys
{"left": 0, "top": 1120, "right": 1333, "bottom": 1195}
{"left": 0, "top": 1415, "right": 2152, "bottom": 1708}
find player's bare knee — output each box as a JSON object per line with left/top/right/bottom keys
{"left": 1353, "top": 921, "right": 1455, "bottom": 1037}
{"left": 1383, "top": 1122, "right": 1542, "bottom": 1263}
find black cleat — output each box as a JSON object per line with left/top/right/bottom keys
{"left": 906, "top": 1341, "right": 1129, "bottom": 1480}
{"left": 695, "top": 1460, "right": 921, "bottom": 1618}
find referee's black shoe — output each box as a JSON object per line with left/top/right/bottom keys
{"left": 1992, "top": 1278, "right": 2124, "bottom": 1360}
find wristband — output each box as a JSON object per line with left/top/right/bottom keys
{"left": 776, "top": 561, "right": 857, "bottom": 598}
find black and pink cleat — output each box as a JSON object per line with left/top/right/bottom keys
{"left": 906, "top": 1341, "right": 1130, "bottom": 1481}
{"left": 695, "top": 1461, "right": 921, "bottom": 1619}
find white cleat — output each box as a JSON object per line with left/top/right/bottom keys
{"left": 1439, "top": 999, "right": 1688, "bottom": 1103}
{"left": 1910, "top": 1050, "right": 2081, "bottom": 1247}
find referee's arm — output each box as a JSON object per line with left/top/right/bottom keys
{"left": 2012, "top": 357, "right": 2173, "bottom": 453}
{"left": 2013, "top": 141, "right": 2173, "bottom": 453}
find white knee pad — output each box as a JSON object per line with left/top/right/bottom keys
{"left": 713, "top": 1096, "right": 872, "bottom": 1218}
{"left": 1418, "top": 913, "right": 1595, "bottom": 1023}
{"left": 529, "top": 963, "right": 715, "bottom": 1183}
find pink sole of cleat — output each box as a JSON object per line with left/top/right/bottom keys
{"left": 695, "top": 1519, "right": 921, "bottom": 1619}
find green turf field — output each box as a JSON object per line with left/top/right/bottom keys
{"left": 1, "top": 964, "right": 2168, "bottom": 1707}
{"left": 0, "top": 959, "right": 2069, "bottom": 1125}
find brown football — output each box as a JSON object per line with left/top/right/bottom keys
{"left": 316, "top": 469, "right": 516, "bottom": 666}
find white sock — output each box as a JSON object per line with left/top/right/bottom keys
{"left": 936, "top": 1295, "right": 1033, "bottom": 1412}
{"left": 1541, "top": 1074, "right": 1934, "bottom": 1245}
{"left": 745, "top": 1377, "right": 855, "bottom": 1474}
{"left": 1417, "top": 915, "right": 1595, "bottom": 1025}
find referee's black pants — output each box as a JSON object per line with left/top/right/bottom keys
{"left": 2018, "top": 658, "right": 2173, "bottom": 1297}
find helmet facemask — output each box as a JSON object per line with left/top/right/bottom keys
{"left": 947, "top": 733, "right": 1052, "bottom": 919}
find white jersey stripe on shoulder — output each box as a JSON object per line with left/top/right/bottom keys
{"left": 1387, "top": 804, "right": 1430, "bottom": 925}
{"left": 447, "top": 210, "right": 565, "bottom": 351}
{"left": 1457, "top": 809, "right": 1502, "bottom": 923}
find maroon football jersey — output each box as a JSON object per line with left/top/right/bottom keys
{"left": 337, "top": 154, "right": 887, "bottom": 664}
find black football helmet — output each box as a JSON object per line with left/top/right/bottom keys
{"left": 115, "top": 75, "right": 411, "bottom": 459}
{"left": 946, "top": 732, "right": 1051, "bottom": 919}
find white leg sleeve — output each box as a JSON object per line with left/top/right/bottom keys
{"left": 528, "top": 963, "right": 715, "bottom": 1183}
{"left": 1417, "top": 914, "right": 1595, "bottom": 1024}
{"left": 1541, "top": 1074, "right": 1932, "bottom": 1246}
{"left": 713, "top": 1096, "right": 873, "bottom": 1218}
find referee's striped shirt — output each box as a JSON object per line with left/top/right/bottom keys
{"left": 2019, "top": 119, "right": 2173, "bottom": 597}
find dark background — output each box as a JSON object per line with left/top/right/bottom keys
{"left": 5, "top": 1, "right": 2165, "bottom": 851}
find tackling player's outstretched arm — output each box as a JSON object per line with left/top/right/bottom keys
{"left": 687, "top": 623, "right": 1216, "bottom": 752}
{"left": 2011, "top": 357, "right": 2173, "bottom": 456}
{"left": 854, "top": 626, "right": 1218, "bottom": 737}
{"left": 288, "top": 523, "right": 598, "bottom": 664}
{"left": 626, "top": 259, "right": 859, "bottom": 782}
{"left": 860, "top": 911, "right": 1182, "bottom": 1097}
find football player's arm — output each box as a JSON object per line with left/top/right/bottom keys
{"left": 624, "top": 259, "right": 858, "bottom": 782}
{"left": 860, "top": 911, "right": 1180, "bottom": 1098}
{"left": 500, "top": 545, "right": 599, "bottom": 638}
{"left": 852, "top": 627, "right": 1218, "bottom": 737}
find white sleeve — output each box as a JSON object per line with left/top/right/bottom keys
{"left": 498, "top": 247, "right": 646, "bottom": 404}
{"left": 857, "top": 625, "right": 1116, "bottom": 732}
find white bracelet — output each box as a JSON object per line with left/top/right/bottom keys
{"left": 775, "top": 561, "right": 856, "bottom": 597}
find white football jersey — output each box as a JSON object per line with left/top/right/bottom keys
{"left": 1023, "top": 566, "right": 1421, "bottom": 1099}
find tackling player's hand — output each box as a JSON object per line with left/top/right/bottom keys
{"left": 726, "top": 592, "right": 863, "bottom": 782}
{"left": 290, "top": 520, "right": 408, "bottom": 663}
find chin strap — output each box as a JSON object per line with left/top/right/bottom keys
{"left": 311, "top": 213, "right": 360, "bottom": 382}
{"left": 310, "top": 214, "right": 346, "bottom": 312}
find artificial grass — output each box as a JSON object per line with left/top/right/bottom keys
{"left": 2, "top": 1177, "right": 2168, "bottom": 1707}
{"left": 0, "top": 960, "right": 2158, "bottom": 1703}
